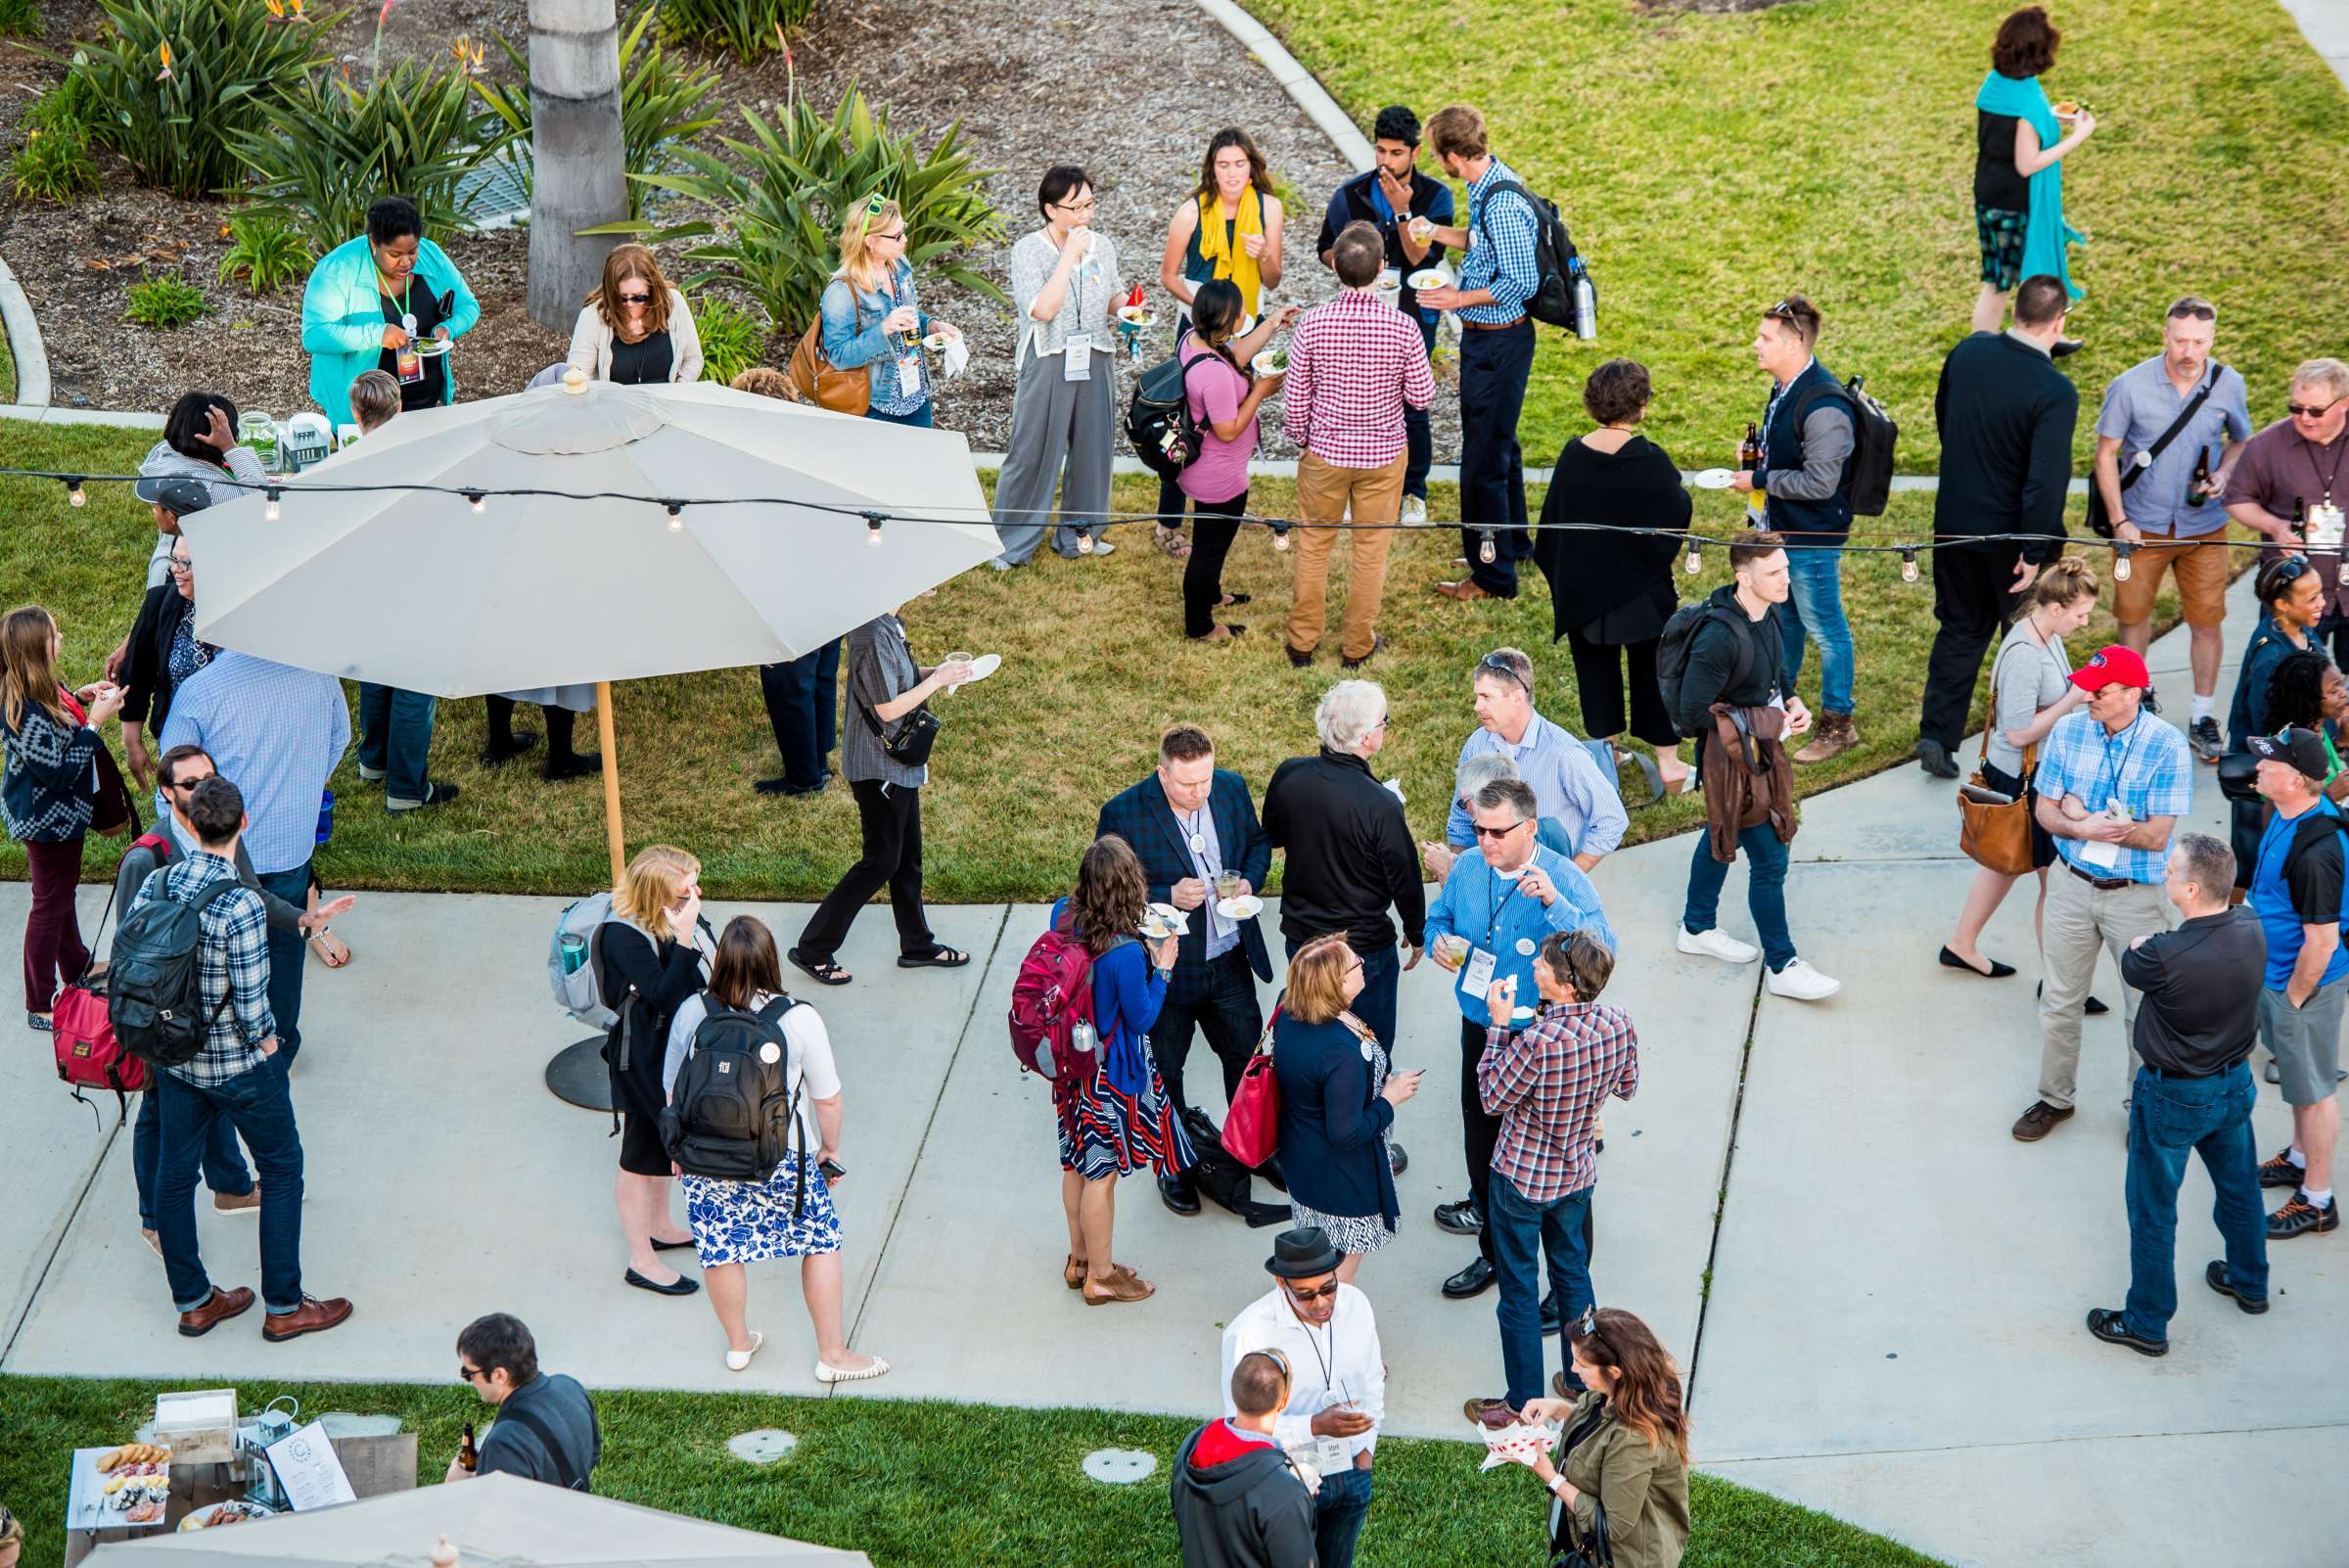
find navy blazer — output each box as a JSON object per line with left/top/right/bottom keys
{"left": 1096, "top": 768, "right": 1273, "bottom": 1004}
{"left": 1272, "top": 1012, "right": 1398, "bottom": 1226}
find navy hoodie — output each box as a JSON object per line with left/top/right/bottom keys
{"left": 1170, "top": 1419, "right": 1319, "bottom": 1568}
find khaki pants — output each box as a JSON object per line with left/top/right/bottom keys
{"left": 1288, "top": 450, "right": 1404, "bottom": 663}
{"left": 2039, "top": 866, "right": 2168, "bottom": 1110}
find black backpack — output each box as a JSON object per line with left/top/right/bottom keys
{"left": 1127, "top": 347, "right": 1221, "bottom": 481}
{"left": 661, "top": 996, "right": 804, "bottom": 1198}
{"left": 108, "top": 874, "right": 242, "bottom": 1068}
{"left": 1472, "top": 179, "right": 1583, "bottom": 332}
{"left": 1655, "top": 603, "right": 1755, "bottom": 740}
{"left": 1791, "top": 375, "right": 1899, "bottom": 518}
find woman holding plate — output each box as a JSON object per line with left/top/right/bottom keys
{"left": 299, "top": 195, "right": 480, "bottom": 418}
{"left": 820, "top": 196, "right": 960, "bottom": 428}
{"left": 1173, "top": 279, "right": 1294, "bottom": 644}
{"left": 1502, "top": 1306, "right": 1692, "bottom": 1568}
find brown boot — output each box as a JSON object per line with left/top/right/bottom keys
{"left": 1794, "top": 711, "right": 1859, "bottom": 764}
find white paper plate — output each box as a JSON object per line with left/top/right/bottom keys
{"left": 1215, "top": 894, "right": 1265, "bottom": 920}
{"left": 1251, "top": 351, "right": 1288, "bottom": 375}
{"left": 921, "top": 332, "right": 950, "bottom": 350}
{"left": 963, "top": 653, "right": 1001, "bottom": 682}
{"left": 1406, "top": 269, "right": 1451, "bottom": 292}
{"left": 1692, "top": 468, "right": 1734, "bottom": 489}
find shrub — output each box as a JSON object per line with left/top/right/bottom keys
{"left": 469, "top": 5, "right": 720, "bottom": 221}
{"left": 691, "top": 291, "right": 766, "bottom": 384}
{"left": 624, "top": 87, "right": 1006, "bottom": 339}
{"left": 658, "top": 0, "right": 811, "bottom": 64}
{"left": 68, "top": 0, "right": 345, "bottom": 199}
{"left": 217, "top": 211, "right": 314, "bottom": 293}
{"left": 226, "top": 61, "right": 515, "bottom": 254}
{"left": 0, "top": 0, "right": 42, "bottom": 38}
{"left": 123, "top": 271, "right": 208, "bottom": 328}
{"left": 24, "top": 73, "right": 96, "bottom": 133}
{"left": 10, "top": 115, "right": 97, "bottom": 204}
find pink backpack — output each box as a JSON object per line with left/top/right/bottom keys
{"left": 1007, "top": 911, "right": 1129, "bottom": 1081}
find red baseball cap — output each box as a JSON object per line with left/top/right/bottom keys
{"left": 2069, "top": 644, "right": 2152, "bottom": 692}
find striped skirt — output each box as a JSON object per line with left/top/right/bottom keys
{"left": 1055, "top": 1038, "right": 1196, "bottom": 1181}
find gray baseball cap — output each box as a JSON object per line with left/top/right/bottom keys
{"left": 133, "top": 476, "right": 215, "bottom": 516}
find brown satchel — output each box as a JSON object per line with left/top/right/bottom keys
{"left": 1958, "top": 662, "right": 2037, "bottom": 876}
{"left": 785, "top": 290, "right": 872, "bottom": 416}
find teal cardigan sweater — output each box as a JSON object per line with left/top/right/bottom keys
{"left": 299, "top": 233, "right": 482, "bottom": 418}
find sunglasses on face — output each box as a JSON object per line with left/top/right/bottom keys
{"left": 1470, "top": 819, "right": 1526, "bottom": 840}
{"left": 2288, "top": 395, "right": 2345, "bottom": 419}
{"left": 459, "top": 1364, "right": 484, "bottom": 1383}
{"left": 617, "top": 291, "right": 652, "bottom": 304}
{"left": 167, "top": 773, "right": 213, "bottom": 793}
{"left": 1285, "top": 1278, "right": 1342, "bottom": 1303}
{"left": 871, "top": 229, "right": 906, "bottom": 243}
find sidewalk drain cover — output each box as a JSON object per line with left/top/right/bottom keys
{"left": 728, "top": 1429, "right": 799, "bottom": 1464}
{"left": 1082, "top": 1448, "right": 1156, "bottom": 1485}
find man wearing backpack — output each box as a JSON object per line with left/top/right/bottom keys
{"left": 132, "top": 774, "right": 351, "bottom": 1341}
{"left": 1731, "top": 296, "right": 1863, "bottom": 765}
{"left": 1416, "top": 105, "right": 1543, "bottom": 604}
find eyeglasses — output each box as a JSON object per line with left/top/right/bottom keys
{"left": 616, "top": 291, "right": 653, "bottom": 304}
{"left": 2270, "top": 554, "right": 2315, "bottom": 587}
{"left": 1574, "top": 1303, "right": 1598, "bottom": 1337}
{"left": 870, "top": 229, "right": 906, "bottom": 243}
{"left": 1470, "top": 819, "right": 1526, "bottom": 840}
{"left": 1283, "top": 1278, "right": 1342, "bottom": 1303}
{"left": 863, "top": 192, "right": 887, "bottom": 217}
{"left": 458, "top": 1364, "right": 484, "bottom": 1383}
{"left": 2166, "top": 300, "right": 2217, "bottom": 321}
{"left": 1477, "top": 651, "right": 1531, "bottom": 693}
{"left": 2287, "top": 395, "right": 2344, "bottom": 419}
{"left": 167, "top": 556, "right": 194, "bottom": 576}
{"left": 1346, "top": 959, "right": 1364, "bottom": 976}
{"left": 1052, "top": 197, "right": 1097, "bottom": 213}
{"left": 166, "top": 773, "right": 212, "bottom": 793}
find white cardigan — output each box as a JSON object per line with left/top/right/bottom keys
{"left": 566, "top": 288, "right": 704, "bottom": 384}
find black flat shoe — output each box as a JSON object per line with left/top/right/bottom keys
{"left": 1940, "top": 945, "right": 2016, "bottom": 979}
{"left": 1158, "top": 1173, "right": 1202, "bottom": 1217}
{"left": 652, "top": 1237, "right": 696, "bottom": 1252}
{"left": 542, "top": 752, "right": 602, "bottom": 782}
{"left": 2036, "top": 980, "right": 2110, "bottom": 1015}
{"left": 623, "top": 1268, "right": 699, "bottom": 1297}
{"left": 2085, "top": 1307, "right": 2165, "bottom": 1356}
{"left": 479, "top": 732, "right": 539, "bottom": 767}
{"left": 754, "top": 773, "right": 828, "bottom": 796}
{"left": 1442, "top": 1257, "right": 1497, "bottom": 1299}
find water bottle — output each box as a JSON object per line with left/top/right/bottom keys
{"left": 1570, "top": 258, "right": 1597, "bottom": 342}
{"left": 560, "top": 932, "right": 589, "bottom": 976}
{"left": 1072, "top": 1019, "right": 1098, "bottom": 1054}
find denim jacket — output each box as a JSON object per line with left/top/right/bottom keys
{"left": 820, "top": 263, "right": 929, "bottom": 400}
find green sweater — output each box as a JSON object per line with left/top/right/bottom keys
{"left": 1557, "top": 1392, "right": 1691, "bottom": 1568}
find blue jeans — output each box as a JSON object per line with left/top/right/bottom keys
{"left": 2124, "top": 1063, "right": 2268, "bottom": 1340}
{"left": 759, "top": 639, "right": 841, "bottom": 789}
{"left": 254, "top": 864, "right": 309, "bottom": 1065}
{"left": 1489, "top": 1171, "right": 1593, "bottom": 1408}
{"left": 133, "top": 1086, "right": 251, "bottom": 1231}
{"left": 1313, "top": 1463, "right": 1373, "bottom": 1568}
{"left": 1457, "top": 319, "right": 1536, "bottom": 596}
{"left": 1780, "top": 544, "right": 1855, "bottom": 715}
{"left": 1682, "top": 823, "right": 1795, "bottom": 972}
{"left": 356, "top": 683, "right": 438, "bottom": 802}
{"left": 154, "top": 1055, "right": 305, "bottom": 1314}
{"left": 867, "top": 400, "right": 934, "bottom": 428}
{"left": 1288, "top": 937, "right": 1401, "bottom": 1063}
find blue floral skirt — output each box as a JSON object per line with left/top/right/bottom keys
{"left": 680, "top": 1155, "right": 841, "bottom": 1268}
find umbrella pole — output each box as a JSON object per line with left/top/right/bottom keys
{"left": 547, "top": 680, "right": 627, "bottom": 1114}
{"left": 596, "top": 679, "right": 624, "bottom": 885}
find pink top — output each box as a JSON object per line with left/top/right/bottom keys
{"left": 1177, "top": 338, "right": 1257, "bottom": 504}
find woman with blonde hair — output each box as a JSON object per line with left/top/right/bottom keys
{"left": 1272, "top": 935, "right": 1421, "bottom": 1280}
{"left": 1509, "top": 1306, "right": 1693, "bottom": 1568}
{"left": 1941, "top": 555, "right": 2100, "bottom": 981}
{"left": 1047, "top": 835, "right": 1190, "bottom": 1304}
{"left": 597, "top": 844, "right": 714, "bottom": 1296}
{"left": 567, "top": 243, "right": 703, "bottom": 385}
{"left": 820, "top": 195, "right": 960, "bottom": 428}
{"left": 2, "top": 606, "right": 124, "bottom": 1031}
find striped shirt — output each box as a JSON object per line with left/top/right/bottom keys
{"left": 2033, "top": 709, "right": 2193, "bottom": 885}
{"left": 1456, "top": 159, "right": 1541, "bottom": 325}
{"left": 1280, "top": 289, "right": 1437, "bottom": 469}
{"left": 155, "top": 652, "right": 349, "bottom": 876}
{"left": 132, "top": 851, "right": 275, "bottom": 1087}
{"left": 1479, "top": 999, "right": 1638, "bottom": 1202}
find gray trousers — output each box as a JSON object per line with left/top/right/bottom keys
{"left": 2039, "top": 867, "right": 2166, "bottom": 1110}
{"left": 991, "top": 346, "right": 1116, "bottom": 565}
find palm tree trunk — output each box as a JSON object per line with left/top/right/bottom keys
{"left": 526, "top": 0, "right": 626, "bottom": 333}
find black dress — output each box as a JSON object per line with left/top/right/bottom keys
{"left": 1532, "top": 433, "right": 1690, "bottom": 746}
{"left": 596, "top": 920, "right": 711, "bottom": 1175}
{"left": 609, "top": 330, "right": 675, "bottom": 386}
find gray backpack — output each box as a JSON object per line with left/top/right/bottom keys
{"left": 548, "top": 892, "right": 618, "bottom": 1031}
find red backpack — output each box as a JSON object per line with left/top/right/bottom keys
{"left": 1007, "top": 911, "right": 1131, "bottom": 1081}
{"left": 54, "top": 832, "right": 169, "bottom": 1120}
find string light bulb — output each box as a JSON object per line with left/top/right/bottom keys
{"left": 1478, "top": 528, "right": 1497, "bottom": 565}
{"left": 1076, "top": 528, "right": 1095, "bottom": 555}
{"left": 264, "top": 486, "right": 282, "bottom": 523}
{"left": 2111, "top": 541, "right": 2133, "bottom": 582}
{"left": 664, "top": 501, "right": 683, "bottom": 532}
{"left": 1682, "top": 536, "right": 1702, "bottom": 576}
{"left": 865, "top": 516, "right": 885, "bottom": 549}
{"left": 1272, "top": 524, "right": 1291, "bottom": 553}
{"left": 65, "top": 478, "right": 85, "bottom": 508}
{"left": 1900, "top": 548, "right": 1918, "bottom": 583}
{"left": 465, "top": 489, "right": 486, "bottom": 516}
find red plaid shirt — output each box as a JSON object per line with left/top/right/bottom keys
{"left": 1281, "top": 289, "right": 1436, "bottom": 469}
{"left": 1478, "top": 1001, "right": 1639, "bottom": 1202}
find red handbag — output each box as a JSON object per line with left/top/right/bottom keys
{"left": 53, "top": 839, "right": 166, "bottom": 1121}
{"left": 1221, "top": 999, "right": 1283, "bottom": 1169}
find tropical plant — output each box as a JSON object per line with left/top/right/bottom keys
{"left": 469, "top": 5, "right": 720, "bottom": 221}
{"left": 689, "top": 291, "right": 766, "bottom": 384}
{"left": 67, "top": 0, "right": 345, "bottom": 199}
{"left": 217, "top": 211, "right": 314, "bottom": 293}
{"left": 657, "top": 0, "right": 810, "bottom": 64}
{"left": 10, "top": 113, "right": 96, "bottom": 204}
{"left": 225, "top": 61, "right": 515, "bottom": 254}
{"left": 25, "top": 71, "right": 96, "bottom": 132}
{"left": 0, "top": 0, "right": 43, "bottom": 38}
{"left": 123, "top": 270, "right": 209, "bottom": 328}
{"left": 618, "top": 87, "right": 1005, "bottom": 340}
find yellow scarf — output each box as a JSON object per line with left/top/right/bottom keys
{"left": 1194, "top": 188, "right": 1265, "bottom": 314}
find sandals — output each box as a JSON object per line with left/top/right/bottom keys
{"left": 1064, "top": 1254, "right": 1087, "bottom": 1291}
{"left": 1188, "top": 624, "right": 1246, "bottom": 644}
{"left": 1154, "top": 526, "right": 1193, "bottom": 561}
{"left": 1082, "top": 1265, "right": 1155, "bottom": 1306}
{"left": 307, "top": 928, "right": 351, "bottom": 968}
{"left": 788, "top": 947, "right": 852, "bottom": 987}
{"left": 1220, "top": 592, "right": 1252, "bottom": 608}
{"left": 897, "top": 945, "right": 970, "bottom": 970}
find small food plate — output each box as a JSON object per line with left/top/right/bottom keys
{"left": 1509, "top": 1006, "right": 1538, "bottom": 1024}
{"left": 1405, "top": 268, "right": 1451, "bottom": 292}
{"left": 1692, "top": 468, "right": 1735, "bottom": 490}
{"left": 921, "top": 332, "right": 952, "bottom": 350}
{"left": 1139, "top": 902, "right": 1190, "bottom": 941}
{"left": 960, "top": 653, "right": 1002, "bottom": 683}
{"left": 180, "top": 1499, "right": 277, "bottom": 1531}
{"left": 1250, "top": 350, "right": 1289, "bottom": 376}
{"left": 1375, "top": 268, "right": 1402, "bottom": 294}
{"left": 1214, "top": 894, "right": 1266, "bottom": 920}
{"left": 1116, "top": 305, "right": 1155, "bottom": 327}
{"left": 411, "top": 336, "right": 451, "bottom": 357}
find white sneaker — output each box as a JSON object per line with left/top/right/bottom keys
{"left": 1401, "top": 494, "right": 1430, "bottom": 527}
{"left": 1765, "top": 957, "right": 1842, "bottom": 1001}
{"left": 1677, "top": 926, "right": 1758, "bottom": 965}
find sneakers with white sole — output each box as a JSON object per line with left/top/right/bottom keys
{"left": 1766, "top": 957, "right": 1842, "bottom": 1000}
{"left": 1677, "top": 926, "right": 1759, "bottom": 965}
{"left": 1401, "top": 495, "right": 1430, "bottom": 527}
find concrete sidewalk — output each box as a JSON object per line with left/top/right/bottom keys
{"left": 5, "top": 576, "right": 2344, "bottom": 1568}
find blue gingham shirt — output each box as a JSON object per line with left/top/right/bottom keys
{"left": 156, "top": 652, "right": 350, "bottom": 875}
{"left": 1424, "top": 843, "right": 1616, "bottom": 1028}
{"left": 132, "top": 851, "right": 275, "bottom": 1086}
{"left": 2034, "top": 709, "right": 2193, "bottom": 885}
{"left": 1456, "top": 158, "right": 1540, "bottom": 325}
{"left": 1447, "top": 715, "right": 1628, "bottom": 858}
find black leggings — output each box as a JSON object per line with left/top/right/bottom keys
{"left": 1564, "top": 630, "right": 1677, "bottom": 748}
{"left": 798, "top": 780, "right": 935, "bottom": 962}
{"left": 1181, "top": 490, "right": 1249, "bottom": 638}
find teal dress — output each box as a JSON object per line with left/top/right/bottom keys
{"left": 1973, "top": 70, "right": 2084, "bottom": 300}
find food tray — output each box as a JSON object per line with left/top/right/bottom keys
{"left": 65, "top": 1447, "right": 172, "bottom": 1532}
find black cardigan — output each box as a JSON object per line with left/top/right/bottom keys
{"left": 1533, "top": 433, "right": 1688, "bottom": 637}
{"left": 596, "top": 920, "right": 709, "bottom": 1113}
{"left": 1931, "top": 332, "right": 2077, "bottom": 557}
{"left": 121, "top": 581, "right": 195, "bottom": 734}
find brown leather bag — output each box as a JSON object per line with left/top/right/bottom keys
{"left": 1958, "top": 664, "right": 2037, "bottom": 876}
{"left": 785, "top": 291, "right": 871, "bottom": 415}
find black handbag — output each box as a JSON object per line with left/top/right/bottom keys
{"left": 1545, "top": 1403, "right": 1615, "bottom": 1568}
{"left": 2084, "top": 363, "right": 2225, "bottom": 538}
{"left": 858, "top": 698, "right": 940, "bottom": 767}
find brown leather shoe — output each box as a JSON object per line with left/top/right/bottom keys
{"left": 262, "top": 1295, "right": 354, "bottom": 1342}
{"left": 211, "top": 1184, "right": 261, "bottom": 1216}
{"left": 177, "top": 1285, "right": 254, "bottom": 1338}
{"left": 1434, "top": 579, "right": 1493, "bottom": 602}
{"left": 1462, "top": 1397, "right": 1519, "bottom": 1430}
{"left": 2011, "top": 1101, "right": 2075, "bottom": 1142}
{"left": 1793, "top": 712, "right": 1859, "bottom": 765}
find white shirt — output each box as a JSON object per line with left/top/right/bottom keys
{"left": 1220, "top": 1282, "right": 1386, "bottom": 1466}
{"left": 663, "top": 991, "right": 842, "bottom": 1152}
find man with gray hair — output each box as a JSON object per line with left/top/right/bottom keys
{"left": 1265, "top": 681, "right": 1426, "bottom": 1163}
{"left": 1443, "top": 648, "right": 1625, "bottom": 874}
{"left": 2226, "top": 357, "right": 2349, "bottom": 669}
{"left": 1421, "top": 751, "right": 1578, "bottom": 882}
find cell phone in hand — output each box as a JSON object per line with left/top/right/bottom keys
{"left": 819, "top": 1158, "right": 847, "bottom": 1181}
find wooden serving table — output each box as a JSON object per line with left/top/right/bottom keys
{"left": 63, "top": 1431, "right": 416, "bottom": 1565}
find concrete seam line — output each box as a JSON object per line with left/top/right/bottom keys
{"left": 838, "top": 900, "right": 1015, "bottom": 1378}
{"left": 1700, "top": 1416, "right": 2349, "bottom": 1466}
{"left": 1189, "top": 0, "right": 1375, "bottom": 168}
{"left": 0, "top": 247, "right": 54, "bottom": 407}
{"left": 1681, "top": 959, "right": 1766, "bottom": 1407}
{"left": 0, "top": 1114, "right": 124, "bottom": 1367}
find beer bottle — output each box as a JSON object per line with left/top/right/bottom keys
{"left": 1739, "top": 422, "right": 1763, "bottom": 473}
{"left": 2292, "top": 498, "right": 2307, "bottom": 539}
{"left": 458, "top": 1423, "right": 480, "bottom": 1473}
{"left": 2188, "top": 447, "right": 2212, "bottom": 507}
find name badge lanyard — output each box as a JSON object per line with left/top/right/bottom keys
{"left": 1483, "top": 862, "right": 1521, "bottom": 951}
{"left": 1300, "top": 1306, "right": 1354, "bottom": 1466}
{"left": 2304, "top": 431, "right": 2348, "bottom": 511}
{"left": 2095, "top": 717, "right": 2144, "bottom": 816}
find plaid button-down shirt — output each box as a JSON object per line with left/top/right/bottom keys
{"left": 1281, "top": 289, "right": 1436, "bottom": 469}
{"left": 1456, "top": 158, "right": 1541, "bottom": 326}
{"left": 132, "top": 851, "right": 276, "bottom": 1088}
{"left": 1479, "top": 1000, "right": 1638, "bottom": 1202}
{"left": 2033, "top": 709, "right": 2193, "bottom": 886}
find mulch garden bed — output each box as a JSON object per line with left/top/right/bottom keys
{"left": 0, "top": 0, "right": 1463, "bottom": 465}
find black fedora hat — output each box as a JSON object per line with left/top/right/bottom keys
{"left": 1266, "top": 1226, "right": 1342, "bottom": 1279}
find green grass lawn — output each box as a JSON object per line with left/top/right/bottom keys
{"left": 1249, "top": 0, "right": 2349, "bottom": 472}
{"left": 0, "top": 1372, "right": 1947, "bottom": 1567}
{"left": 0, "top": 420, "right": 2190, "bottom": 901}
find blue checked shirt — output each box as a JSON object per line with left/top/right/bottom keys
{"left": 1424, "top": 843, "right": 1617, "bottom": 1028}
{"left": 1456, "top": 158, "right": 1540, "bottom": 325}
{"left": 2033, "top": 709, "right": 2193, "bottom": 886}
{"left": 132, "top": 851, "right": 276, "bottom": 1086}
{"left": 1447, "top": 715, "right": 1628, "bottom": 859}
{"left": 156, "top": 652, "right": 350, "bottom": 876}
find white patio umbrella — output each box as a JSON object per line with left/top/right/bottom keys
{"left": 179, "top": 376, "right": 997, "bottom": 881}
{"left": 81, "top": 1470, "right": 871, "bottom": 1566}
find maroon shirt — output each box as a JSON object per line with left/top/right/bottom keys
{"left": 2228, "top": 417, "right": 2349, "bottom": 613}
